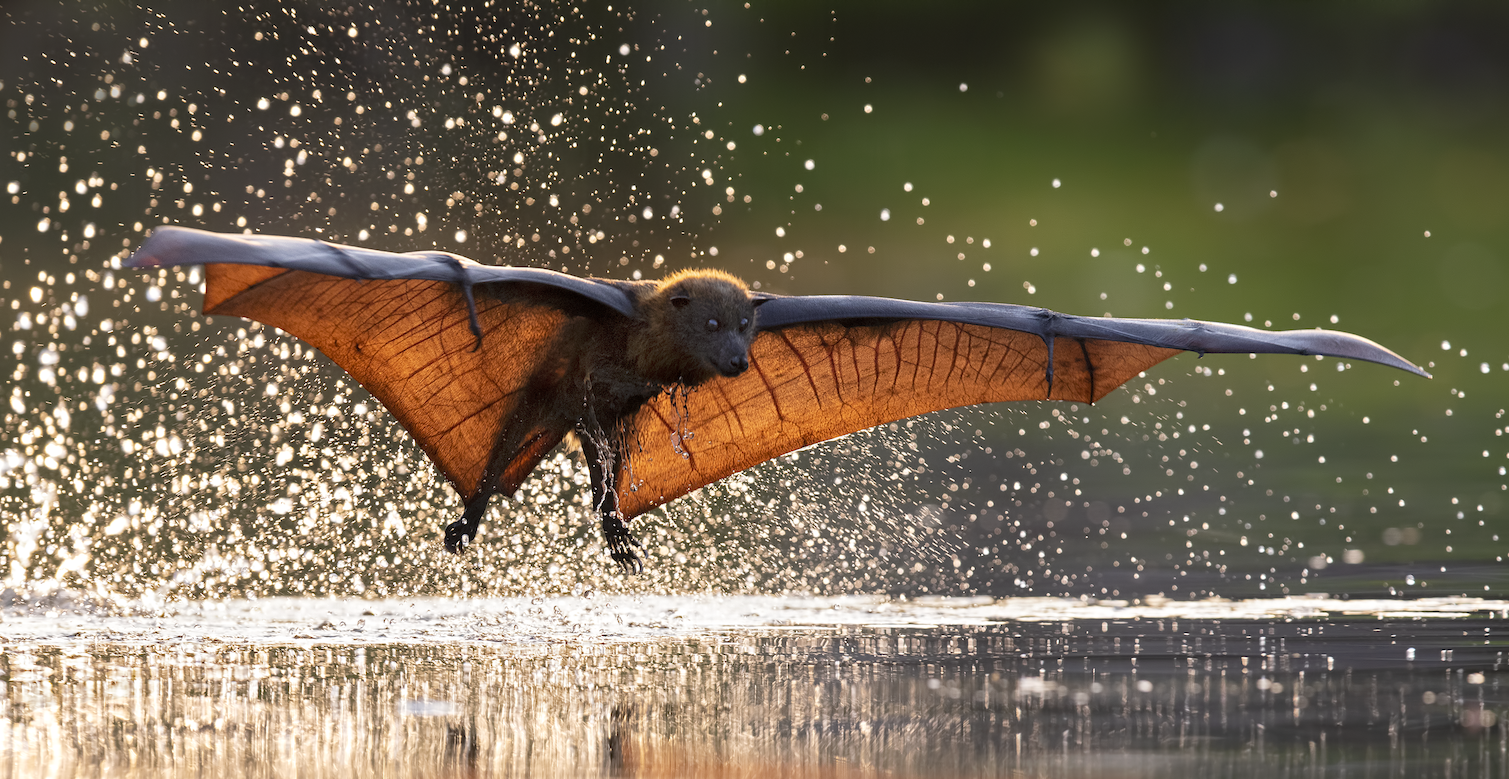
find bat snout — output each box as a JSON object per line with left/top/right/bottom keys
{"left": 720, "top": 353, "right": 750, "bottom": 377}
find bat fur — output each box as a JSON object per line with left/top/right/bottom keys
{"left": 452, "top": 268, "right": 757, "bottom": 569}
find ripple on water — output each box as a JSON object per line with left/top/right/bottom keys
{"left": 2, "top": 592, "right": 1507, "bottom": 645}
{"left": 2, "top": 594, "right": 1509, "bottom": 778}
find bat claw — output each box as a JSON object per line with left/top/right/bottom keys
{"left": 607, "top": 538, "right": 643, "bottom": 573}
{"left": 602, "top": 516, "right": 644, "bottom": 573}
{"left": 611, "top": 548, "right": 643, "bottom": 573}
{"left": 443, "top": 519, "right": 474, "bottom": 555}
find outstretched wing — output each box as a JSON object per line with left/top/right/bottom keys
{"left": 616, "top": 294, "right": 1427, "bottom": 519}
{"left": 129, "top": 226, "right": 634, "bottom": 500}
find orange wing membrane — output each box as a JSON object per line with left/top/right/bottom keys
{"left": 203, "top": 263, "right": 572, "bottom": 500}
{"left": 132, "top": 227, "right": 638, "bottom": 503}
{"left": 618, "top": 320, "right": 1179, "bottom": 518}
{"left": 608, "top": 293, "right": 1425, "bottom": 519}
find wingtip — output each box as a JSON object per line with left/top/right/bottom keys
{"left": 1365, "top": 353, "right": 1431, "bottom": 380}
{"left": 1387, "top": 351, "right": 1432, "bottom": 379}
{"left": 1363, "top": 345, "right": 1431, "bottom": 380}
{"left": 1287, "top": 327, "right": 1432, "bottom": 381}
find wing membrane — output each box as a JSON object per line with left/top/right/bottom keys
{"left": 202, "top": 264, "right": 570, "bottom": 499}
{"left": 617, "top": 318, "right": 1182, "bottom": 518}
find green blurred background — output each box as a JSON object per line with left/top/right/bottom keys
{"left": 1, "top": 0, "right": 1506, "bottom": 599}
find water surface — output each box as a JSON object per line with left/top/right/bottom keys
{"left": 5, "top": 594, "right": 1508, "bottom": 777}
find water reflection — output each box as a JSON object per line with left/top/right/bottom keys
{"left": 2, "top": 596, "right": 1507, "bottom": 777}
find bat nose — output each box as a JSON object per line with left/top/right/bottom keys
{"left": 723, "top": 354, "right": 749, "bottom": 377}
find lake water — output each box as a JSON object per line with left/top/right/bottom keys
{"left": 4, "top": 593, "right": 1508, "bottom": 777}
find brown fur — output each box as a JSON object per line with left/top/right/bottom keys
{"left": 627, "top": 269, "right": 757, "bottom": 386}
{"left": 449, "top": 268, "right": 760, "bottom": 567}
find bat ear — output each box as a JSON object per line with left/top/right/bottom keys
{"left": 670, "top": 294, "right": 691, "bottom": 309}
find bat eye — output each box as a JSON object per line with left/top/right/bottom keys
{"left": 739, "top": 317, "right": 750, "bottom": 331}
{"left": 706, "top": 318, "right": 720, "bottom": 331}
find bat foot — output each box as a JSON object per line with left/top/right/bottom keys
{"left": 602, "top": 516, "right": 644, "bottom": 573}
{"left": 610, "top": 548, "right": 643, "bottom": 574}
{"left": 444, "top": 520, "right": 475, "bottom": 555}
{"left": 445, "top": 496, "right": 489, "bottom": 555}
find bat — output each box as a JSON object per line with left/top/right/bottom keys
{"left": 128, "top": 226, "right": 1429, "bottom": 571}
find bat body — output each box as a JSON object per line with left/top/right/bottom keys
{"left": 129, "top": 227, "right": 1428, "bottom": 570}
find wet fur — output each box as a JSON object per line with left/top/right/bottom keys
{"left": 450, "top": 269, "right": 758, "bottom": 568}
{"left": 626, "top": 269, "right": 756, "bottom": 386}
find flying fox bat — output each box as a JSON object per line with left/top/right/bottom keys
{"left": 128, "top": 226, "right": 1428, "bottom": 571}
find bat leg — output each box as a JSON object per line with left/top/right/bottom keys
{"left": 581, "top": 433, "right": 643, "bottom": 573}
{"left": 444, "top": 494, "right": 490, "bottom": 554}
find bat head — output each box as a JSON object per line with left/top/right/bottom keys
{"left": 633, "top": 269, "right": 757, "bottom": 386}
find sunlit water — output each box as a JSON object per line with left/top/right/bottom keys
{"left": 5, "top": 594, "right": 1509, "bottom": 777}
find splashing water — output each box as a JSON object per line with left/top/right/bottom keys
{"left": 0, "top": 2, "right": 768, "bottom": 601}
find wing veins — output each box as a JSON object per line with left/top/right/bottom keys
{"left": 777, "top": 330, "right": 825, "bottom": 410}
{"left": 1079, "top": 338, "right": 1095, "bottom": 401}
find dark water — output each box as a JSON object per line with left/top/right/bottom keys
{"left": 3, "top": 594, "right": 1509, "bottom": 777}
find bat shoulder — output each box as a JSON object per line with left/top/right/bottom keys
{"left": 595, "top": 278, "right": 659, "bottom": 310}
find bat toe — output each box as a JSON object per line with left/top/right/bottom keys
{"left": 602, "top": 517, "right": 644, "bottom": 573}
{"left": 611, "top": 549, "right": 644, "bottom": 574}
{"left": 443, "top": 520, "right": 474, "bottom": 554}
